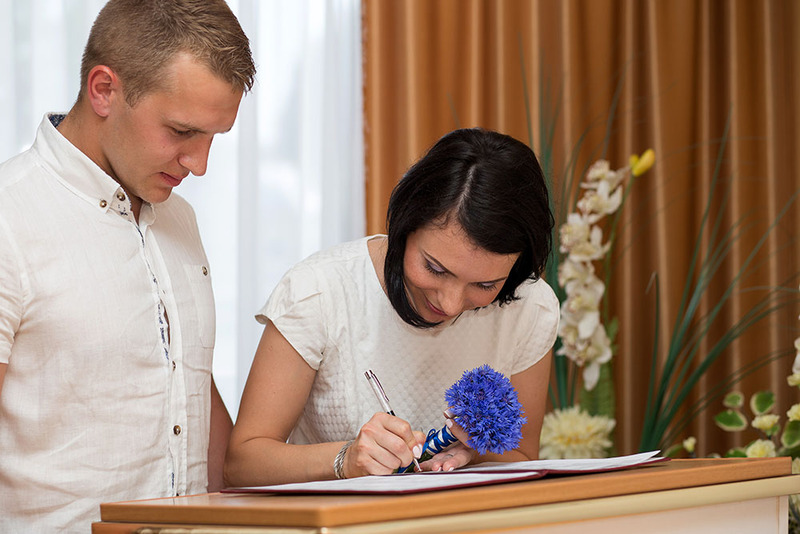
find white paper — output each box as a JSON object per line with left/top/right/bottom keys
{"left": 224, "top": 451, "right": 664, "bottom": 495}
{"left": 456, "top": 450, "right": 662, "bottom": 473}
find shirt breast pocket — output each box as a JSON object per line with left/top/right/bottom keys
{"left": 183, "top": 263, "right": 216, "bottom": 349}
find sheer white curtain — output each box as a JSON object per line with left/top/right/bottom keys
{"left": 0, "top": 0, "right": 365, "bottom": 417}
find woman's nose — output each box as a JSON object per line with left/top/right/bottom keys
{"left": 437, "top": 284, "right": 467, "bottom": 316}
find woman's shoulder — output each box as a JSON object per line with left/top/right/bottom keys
{"left": 292, "top": 236, "right": 373, "bottom": 273}
{"left": 515, "top": 277, "right": 559, "bottom": 312}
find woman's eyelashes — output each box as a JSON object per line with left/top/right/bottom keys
{"left": 425, "top": 260, "right": 498, "bottom": 291}
{"left": 424, "top": 261, "right": 446, "bottom": 276}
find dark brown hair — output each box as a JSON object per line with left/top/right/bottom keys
{"left": 384, "top": 128, "right": 553, "bottom": 328}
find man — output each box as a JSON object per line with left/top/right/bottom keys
{"left": 0, "top": 0, "right": 256, "bottom": 531}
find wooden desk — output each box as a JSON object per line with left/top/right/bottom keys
{"left": 94, "top": 457, "right": 800, "bottom": 533}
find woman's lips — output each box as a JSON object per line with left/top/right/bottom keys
{"left": 426, "top": 299, "right": 449, "bottom": 317}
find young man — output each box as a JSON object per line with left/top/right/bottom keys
{"left": 0, "top": 1, "right": 256, "bottom": 531}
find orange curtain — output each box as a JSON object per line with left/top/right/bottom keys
{"left": 363, "top": 0, "right": 800, "bottom": 456}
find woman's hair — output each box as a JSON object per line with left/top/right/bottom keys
{"left": 384, "top": 128, "right": 553, "bottom": 328}
{"left": 80, "top": 0, "right": 256, "bottom": 106}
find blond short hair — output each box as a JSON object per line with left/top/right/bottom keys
{"left": 80, "top": 0, "right": 256, "bottom": 105}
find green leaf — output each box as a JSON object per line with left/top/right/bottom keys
{"left": 725, "top": 448, "right": 747, "bottom": 458}
{"left": 714, "top": 409, "right": 747, "bottom": 431}
{"left": 782, "top": 420, "right": 800, "bottom": 449}
{"left": 723, "top": 391, "right": 744, "bottom": 409}
{"left": 664, "top": 443, "right": 684, "bottom": 458}
{"left": 750, "top": 391, "right": 775, "bottom": 415}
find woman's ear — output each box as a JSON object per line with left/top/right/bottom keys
{"left": 85, "top": 65, "right": 121, "bottom": 118}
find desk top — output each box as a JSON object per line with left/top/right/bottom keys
{"left": 99, "top": 457, "right": 794, "bottom": 529}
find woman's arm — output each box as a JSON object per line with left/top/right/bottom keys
{"left": 421, "top": 351, "right": 552, "bottom": 471}
{"left": 224, "top": 320, "right": 424, "bottom": 486}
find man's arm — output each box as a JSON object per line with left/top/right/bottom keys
{"left": 207, "top": 376, "right": 233, "bottom": 492}
{"left": 0, "top": 362, "right": 6, "bottom": 397}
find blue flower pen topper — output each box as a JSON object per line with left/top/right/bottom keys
{"left": 400, "top": 365, "right": 526, "bottom": 471}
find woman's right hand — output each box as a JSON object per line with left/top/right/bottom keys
{"left": 342, "top": 412, "right": 426, "bottom": 477}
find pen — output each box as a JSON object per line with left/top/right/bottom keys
{"left": 365, "top": 369, "right": 421, "bottom": 471}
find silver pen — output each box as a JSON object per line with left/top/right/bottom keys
{"left": 364, "top": 369, "right": 421, "bottom": 471}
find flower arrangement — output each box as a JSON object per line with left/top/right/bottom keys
{"left": 556, "top": 153, "right": 653, "bottom": 391}
{"left": 520, "top": 55, "right": 798, "bottom": 465}
{"left": 539, "top": 152, "right": 653, "bottom": 459}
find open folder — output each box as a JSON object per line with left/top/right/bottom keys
{"left": 223, "top": 450, "right": 667, "bottom": 495}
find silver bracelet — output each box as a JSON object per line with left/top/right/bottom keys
{"left": 333, "top": 439, "right": 353, "bottom": 479}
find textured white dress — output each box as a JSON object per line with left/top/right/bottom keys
{"left": 256, "top": 236, "right": 560, "bottom": 444}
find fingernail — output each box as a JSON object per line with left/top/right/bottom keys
{"left": 412, "top": 444, "right": 422, "bottom": 458}
{"left": 445, "top": 418, "right": 453, "bottom": 429}
{"left": 443, "top": 409, "right": 453, "bottom": 418}
{"left": 447, "top": 466, "right": 455, "bottom": 472}
{"left": 435, "top": 466, "right": 442, "bottom": 472}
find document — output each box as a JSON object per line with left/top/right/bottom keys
{"left": 223, "top": 450, "right": 666, "bottom": 495}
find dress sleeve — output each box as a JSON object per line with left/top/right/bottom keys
{"left": 254, "top": 263, "right": 328, "bottom": 370}
{"left": 0, "top": 216, "right": 24, "bottom": 365}
{"left": 511, "top": 279, "right": 560, "bottom": 375}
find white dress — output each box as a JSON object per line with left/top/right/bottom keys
{"left": 257, "top": 236, "right": 559, "bottom": 444}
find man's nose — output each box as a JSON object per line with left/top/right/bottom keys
{"left": 178, "top": 136, "right": 213, "bottom": 177}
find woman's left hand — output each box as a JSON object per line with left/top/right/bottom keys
{"left": 418, "top": 417, "right": 476, "bottom": 472}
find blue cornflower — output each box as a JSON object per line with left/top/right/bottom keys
{"left": 444, "top": 364, "right": 526, "bottom": 455}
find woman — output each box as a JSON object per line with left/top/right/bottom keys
{"left": 224, "top": 128, "right": 559, "bottom": 486}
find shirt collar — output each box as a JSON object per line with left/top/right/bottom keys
{"left": 34, "top": 113, "right": 155, "bottom": 224}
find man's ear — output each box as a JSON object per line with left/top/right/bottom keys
{"left": 85, "top": 65, "right": 122, "bottom": 118}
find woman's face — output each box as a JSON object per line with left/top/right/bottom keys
{"left": 402, "top": 219, "right": 520, "bottom": 324}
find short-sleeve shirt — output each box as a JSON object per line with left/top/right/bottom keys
{"left": 256, "top": 236, "right": 559, "bottom": 444}
{"left": 0, "top": 114, "right": 216, "bottom": 532}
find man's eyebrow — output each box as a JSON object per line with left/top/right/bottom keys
{"left": 169, "top": 120, "right": 233, "bottom": 135}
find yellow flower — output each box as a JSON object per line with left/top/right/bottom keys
{"left": 682, "top": 436, "right": 696, "bottom": 453}
{"left": 751, "top": 414, "right": 779, "bottom": 433}
{"left": 788, "top": 372, "right": 800, "bottom": 387}
{"left": 744, "top": 439, "right": 776, "bottom": 458}
{"left": 539, "top": 406, "right": 615, "bottom": 459}
{"left": 630, "top": 148, "right": 655, "bottom": 177}
{"left": 787, "top": 404, "right": 800, "bottom": 421}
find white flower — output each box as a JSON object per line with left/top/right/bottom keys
{"left": 583, "top": 160, "right": 627, "bottom": 191}
{"left": 562, "top": 305, "right": 600, "bottom": 340}
{"left": 557, "top": 322, "right": 580, "bottom": 350}
{"left": 788, "top": 372, "right": 800, "bottom": 387}
{"left": 787, "top": 404, "right": 800, "bottom": 421}
{"left": 559, "top": 213, "right": 591, "bottom": 254}
{"left": 539, "top": 406, "right": 615, "bottom": 459}
{"left": 744, "top": 439, "right": 776, "bottom": 458}
{"left": 793, "top": 336, "right": 800, "bottom": 374}
{"left": 557, "top": 257, "right": 596, "bottom": 294}
{"left": 578, "top": 327, "right": 613, "bottom": 390}
{"left": 751, "top": 414, "right": 779, "bottom": 433}
{"left": 682, "top": 436, "right": 696, "bottom": 453}
{"left": 577, "top": 180, "right": 623, "bottom": 222}
{"left": 568, "top": 225, "right": 610, "bottom": 262}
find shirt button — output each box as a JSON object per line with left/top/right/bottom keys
{"left": 172, "top": 361, "right": 176, "bottom": 371}
{"left": 99, "top": 199, "right": 108, "bottom": 208}
{"left": 116, "top": 192, "right": 126, "bottom": 201}
{"left": 173, "top": 425, "right": 182, "bottom": 435}
{"left": 201, "top": 266, "right": 208, "bottom": 276}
